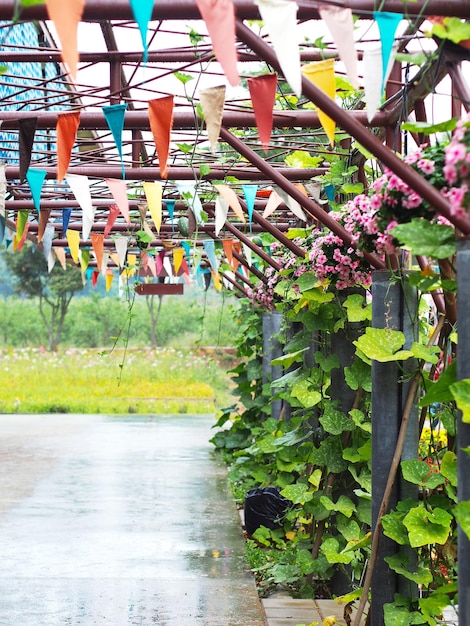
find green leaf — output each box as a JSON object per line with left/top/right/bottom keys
{"left": 401, "top": 118, "right": 457, "bottom": 135}
{"left": 342, "top": 531, "right": 371, "bottom": 553}
{"left": 284, "top": 150, "right": 323, "bottom": 168}
{"left": 281, "top": 482, "right": 313, "bottom": 505}
{"left": 454, "top": 501, "right": 470, "bottom": 540}
{"left": 294, "top": 271, "right": 321, "bottom": 292}
{"left": 321, "top": 537, "right": 353, "bottom": 564}
{"left": 343, "top": 293, "right": 372, "bottom": 322}
{"left": 308, "top": 468, "right": 323, "bottom": 490}
{"left": 341, "top": 182, "right": 364, "bottom": 194}
{"left": 441, "top": 451, "right": 457, "bottom": 487}
{"left": 403, "top": 506, "right": 452, "bottom": 548}
{"left": 176, "top": 142, "right": 193, "bottom": 154}
{"left": 291, "top": 379, "right": 322, "bottom": 408}
{"left": 390, "top": 220, "right": 456, "bottom": 259}
{"left": 409, "top": 342, "right": 439, "bottom": 364}
{"left": 419, "top": 593, "right": 455, "bottom": 623}
{"left": 337, "top": 515, "right": 361, "bottom": 541}
{"left": 401, "top": 459, "right": 446, "bottom": 489}
{"left": 319, "top": 494, "right": 356, "bottom": 518}
{"left": 420, "top": 360, "right": 457, "bottom": 406}
{"left": 345, "top": 359, "right": 372, "bottom": 392}
{"left": 382, "top": 512, "right": 409, "bottom": 545}
{"left": 383, "top": 602, "right": 423, "bottom": 626}
{"left": 450, "top": 378, "right": 470, "bottom": 423}
{"left": 395, "top": 52, "right": 432, "bottom": 67}
{"left": 353, "top": 328, "right": 413, "bottom": 362}
{"left": 349, "top": 408, "right": 372, "bottom": 433}
{"left": 431, "top": 17, "right": 470, "bottom": 44}
{"left": 384, "top": 553, "right": 433, "bottom": 585}
{"left": 199, "top": 164, "right": 211, "bottom": 177}
{"left": 271, "top": 348, "right": 308, "bottom": 368}
{"left": 314, "top": 352, "right": 339, "bottom": 373}
{"left": 320, "top": 406, "right": 354, "bottom": 435}
{"left": 173, "top": 71, "right": 194, "bottom": 84}
{"left": 21, "top": 0, "right": 46, "bottom": 5}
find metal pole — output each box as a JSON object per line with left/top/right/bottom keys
{"left": 457, "top": 238, "right": 470, "bottom": 626}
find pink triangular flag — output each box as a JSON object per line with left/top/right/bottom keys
{"left": 104, "top": 204, "right": 120, "bottom": 237}
{"left": 195, "top": 0, "right": 239, "bottom": 86}
{"left": 199, "top": 86, "right": 226, "bottom": 153}
{"left": 105, "top": 178, "right": 130, "bottom": 223}
{"left": 247, "top": 74, "right": 277, "bottom": 152}
{"left": 255, "top": 0, "right": 301, "bottom": 96}
{"left": 319, "top": 6, "right": 359, "bottom": 89}
{"left": 214, "top": 184, "right": 245, "bottom": 222}
{"left": 45, "top": 0, "right": 84, "bottom": 81}
{"left": 156, "top": 250, "right": 164, "bottom": 276}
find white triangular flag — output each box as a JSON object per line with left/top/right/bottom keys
{"left": 275, "top": 186, "right": 307, "bottom": 221}
{"left": 114, "top": 236, "right": 129, "bottom": 268}
{"left": 65, "top": 173, "right": 95, "bottom": 240}
{"left": 319, "top": 6, "right": 359, "bottom": 89}
{"left": 215, "top": 196, "right": 229, "bottom": 236}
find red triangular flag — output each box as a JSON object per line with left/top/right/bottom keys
{"left": 148, "top": 96, "right": 174, "bottom": 179}
{"left": 104, "top": 204, "right": 120, "bottom": 237}
{"left": 247, "top": 74, "right": 277, "bottom": 152}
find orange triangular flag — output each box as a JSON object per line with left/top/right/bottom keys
{"left": 301, "top": 59, "right": 336, "bottom": 146}
{"left": 56, "top": 111, "right": 80, "bottom": 182}
{"left": 45, "top": 0, "right": 84, "bottom": 82}
{"left": 222, "top": 239, "right": 233, "bottom": 267}
{"left": 247, "top": 74, "right": 277, "bottom": 152}
{"left": 232, "top": 241, "right": 241, "bottom": 273}
{"left": 37, "top": 208, "right": 51, "bottom": 243}
{"left": 66, "top": 229, "right": 80, "bottom": 263}
{"left": 90, "top": 233, "right": 104, "bottom": 270}
{"left": 148, "top": 96, "right": 174, "bottom": 179}
{"left": 105, "top": 179, "right": 130, "bottom": 223}
{"left": 173, "top": 248, "right": 184, "bottom": 274}
{"left": 53, "top": 246, "right": 67, "bottom": 270}
{"left": 195, "top": 0, "right": 238, "bottom": 87}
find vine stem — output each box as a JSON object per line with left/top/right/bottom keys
{"left": 352, "top": 313, "right": 446, "bottom": 626}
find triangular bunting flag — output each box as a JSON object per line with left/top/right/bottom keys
{"left": 53, "top": 246, "right": 67, "bottom": 270}
{"left": 247, "top": 74, "right": 277, "bottom": 152}
{"left": 214, "top": 184, "right": 245, "bottom": 222}
{"left": 66, "top": 173, "right": 95, "bottom": 240}
{"left": 301, "top": 59, "right": 336, "bottom": 146}
{"left": 242, "top": 242, "right": 253, "bottom": 268}
{"left": 42, "top": 224, "right": 55, "bottom": 261}
{"left": 242, "top": 184, "right": 257, "bottom": 230}
{"left": 47, "top": 249, "right": 56, "bottom": 273}
{"left": 195, "top": 0, "right": 238, "bottom": 86}
{"left": 26, "top": 168, "right": 46, "bottom": 213}
{"left": 143, "top": 182, "right": 163, "bottom": 233}
{"left": 18, "top": 118, "right": 37, "bottom": 182}
{"left": 45, "top": 0, "right": 84, "bottom": 81}
{"left": 164, "top": 199, "right": 176, "bottom": 231}
{"left": 129, "top": 0, "right": 154, "bottom": 63}
{"left": 79, "top": 248, "right": 90, "bottom": 273}
{"left": 232, "top": 241, "right": 241, "bottom": 273}
{"left": 199, "top": 85, "right": 226, "bottom": 153}
{"left": 203, "top": 239, "right": 218, "bottom": 272}
{"left": 16, "top": 209, "right": 29, "bottom": 240}
{"left": 363, "top": 45, "right": 397, "bottom": 122}
{"left": 105, "top": 178, "right": 130, "bottom": 223}
{"left": 156, "top": 249, "right": 164, "bottom": 276}
{"left": 215, "top": 196, "right": 229, "bottom": 236}
{"left": 114, "top": 236, "right": 129, "bottom": 268}
{"left": 319, "top": 6, "right": 359, "bottom": 90}
{"left": 101, "top": 251, "right": 110, "bottom": 274}
{"left": 66, "top": 229, "right": 81, "bottom": 263}
{"left": 176, "top": 182, "right": 204, "bottom": 224}
{"left": 148, "top": 96, "right": 174, "bottom": 179}
{"left": 275, "top": 186, "right": 307, "bottom": 221}
{"left": 56, "top": 111, "right": 80, "bottom": 182}
{"left": 263, "top": 188, "right": 283, "bottom": 218}
{"left": 163, "top": 255, "right": 173, "bottom": 280}
{"left": 255, "top": 0, "right": 301, "bottom": 97}
{"left": 92, "top": 270, "right": 100, "bottom": 287}
{"left": 62, "top": 208, "right": 72, "bottom": 237}
{"left": 105, "top": 270, "right": 114, "bottom": 292}
{"left": 374, "top": 11, "right": 403, "bottom": 92}
{"left": 104, "top": 204, "right": 120, "bottom": 238}
{"left": 38, "top": 208, "right": 51, "bottom": 243}
{"left": 17, "top": 220, "right": 30, "bottom": 252}
{"left": 192, "top": 248, "right": 203, "bottom": 275}
{"left": 212, "top": 270, "right": 222, "bottom": 291}
{"left": 102, "top": 103, "right": 128, "bottom": 179}
{"left": 90, "top": 233, "right": 104, "bottom": 270}
{"left": 173, "top": 247, "right": 184, "bottom": 274}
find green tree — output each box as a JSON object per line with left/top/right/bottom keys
{"left": 3, "top": 244, "right": 84, "bottom": 350}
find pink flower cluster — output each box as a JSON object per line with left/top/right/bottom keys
{"left": 444, "top": 114, "right": 470, "bottom": 217}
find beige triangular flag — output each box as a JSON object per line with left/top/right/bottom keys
{"left": 143, "top": 182, "right": 163, "bottom": 233}
{"left": 53, "top": 246, "right": 67, "bottom": 270}
{"left": 199, "top": 85, "right": 226, "bottom": 153}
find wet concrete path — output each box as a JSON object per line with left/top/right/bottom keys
{"left": 0, "top": 414, "right": 267, "bottom": 625}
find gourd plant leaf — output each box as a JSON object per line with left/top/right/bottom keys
{"left": 345, "top": 359, "right": 372, "bottom": 392}
{"left": 353, "top": 327, "right": 414, "bottom": 362}
{"left": 454, "top": 501, "right": 470, "bottom": 540}
{"left": 343, "top": 293, "right": 372, "bottom": 322}
{"left": 410, "top": 342, "right": 440, "bottom": 364}
{"left": 281, "top": 482, "right": 314, "bottom": 505}
{"left": 382, "top": 511, "right": 409, "bottom": 545}
{"left": 403, "top": 505, "right": 452, "bottom": 548}
{"left": 271, "top": 348, "right": 309, "bottom": 368}
{"left": 321, "top": 537, "right": 354, "bottom": 564}
{"left": 320, "top": 406, "right": 355, "bottom": 435}
{"left": 450, "top": 378, "right": 470, "bottom": 423}
{"left": 401, "top": 459, "right": 446, "bottom": 489}
{"left": 440, "top": 451, "right": 457, "bottom": 487}
{"left": 384, "top": 553, "right": 433, "bottom": 585}
{"left": 319, "top": 494, "right": 356, "bottom": 518}
{"left": 315, "top": 351, "right": 340, "bottom": 373}
{"left": 291, "top": 378, "right": 322, "bottom": 407}
{"left": 390, "top": 219, "right": 456, "bottom": 259}
{"left": 420, "top": 360, "right": 457, "bottom": 406}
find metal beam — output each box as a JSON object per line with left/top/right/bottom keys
{"left": 3, "top": 0, "right": 469, "bottom": 20}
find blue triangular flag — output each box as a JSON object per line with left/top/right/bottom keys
{"left": 62, "top": 208, "right": 72, "bottom": 237}
{"left": 203, "top": 239, "right": 218, "bottom": 273}
{"left": 129, "top": 0, "right": 153, "bottom": 64}
{"left": 374, "top": 11, "right": 403, "bottom": 92}
{"left": 102, "top": 103, "right": 128, "bottom": 179}
{"left": 324, "top": 184, "right": 335, "bottom": 202}
{"left": 242, "top": 184, "right": 257, "bottom": 232}
{"left": 164, "top": 199, "right": 176, "bottom": 231}
{"left": 26, "top": 168, "right": 47, "bottom": 213}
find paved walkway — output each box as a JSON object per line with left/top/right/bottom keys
{"left": 0, "top": 413, "right": 267, "bottom": 625}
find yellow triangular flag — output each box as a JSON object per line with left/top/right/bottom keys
{"left": 212, "top": 270, "right": 222, "bottom": 291}
{"left": 173, "top": 248, "right": 184, "bottom": 274}
{"left": 301, "top": 59, "right": 336, "bottom": 146}
{"left": 66, "top": 229, "right": 80, "bottom": 263}
{"left": 214, "top": 184, "right": 245, "bottom": 222}
{"left": 105, "top": 270, "right": 114, "bottom": 292}
{"left": 143, "top": 182, "right": 163, "bottom": 233}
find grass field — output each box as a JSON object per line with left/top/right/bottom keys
{"left": 0, "top": 347, "right": 236, "bottom": 414}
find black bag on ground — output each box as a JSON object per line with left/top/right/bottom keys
{"left": 244, "top": 487, "right": 292, "bottom": 536}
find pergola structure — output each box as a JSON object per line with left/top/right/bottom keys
{"left": 0, "top": 0, "right": 468, "bottom": 296}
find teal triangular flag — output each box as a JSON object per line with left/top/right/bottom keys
{"left": 0, "top": 214, "right": 5, "bottom": 245}
{"left": 374, "top": 11, "right": 403, "bottom": 92}
{"left": 129, "top": 0, "right": 153, "bottom": 64}
{"left": 182, "top": 240, "right": 191, "bottom": 259}
{"left": 164, "top": 199, "right": 176, "bottom": 231}
{"left": 242, "top": 185, "right": 257, "bottom": 232}
{"left": 203, "top": 239, "right": 218, "bottom": 273}
{"left": 26, "top": 168, "right": 47, "bottom": 213}
{"left": 102, "top": 103, "right": 128, "bottom": 179}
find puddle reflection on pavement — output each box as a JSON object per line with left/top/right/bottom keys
{"left": 0, "top": 414, "right": 266, "bottom": 625}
